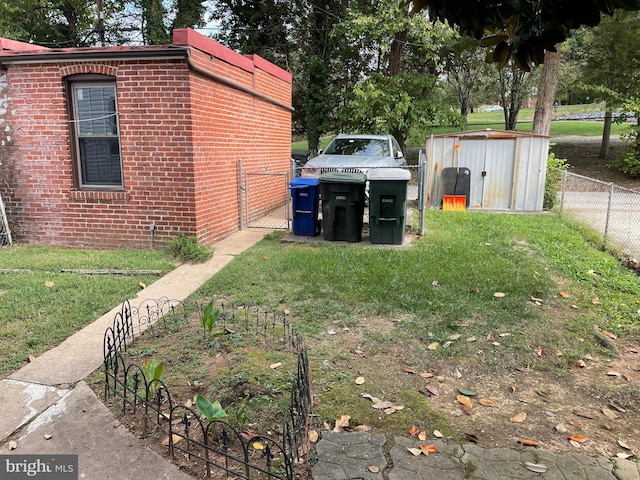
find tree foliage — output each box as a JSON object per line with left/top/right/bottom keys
{"left": 409, "top": 0, "right": 640, "bottom": 70}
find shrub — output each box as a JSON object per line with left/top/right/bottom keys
{"left": 544, "top": 147, "right": 569, "bottom": 210}
{"left": 614, "top": 98, "right": 640, "bottom": 178}
{"left": 165, "top": 233, "right": 213, "bottom": 263}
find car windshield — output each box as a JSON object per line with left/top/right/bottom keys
{"left": 324, "top": 138, "right": 389, "bottom": 156}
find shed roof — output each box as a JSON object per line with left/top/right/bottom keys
{"left": 429, "top": 129, "right": 550, "bottom": 140}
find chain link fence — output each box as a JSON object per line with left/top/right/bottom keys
{"left": 559, "top": 171, "right": 640, "bottom": 260}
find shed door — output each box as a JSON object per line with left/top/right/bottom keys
{"left": 458, "top": 139, "right": 515, "bottom": 209}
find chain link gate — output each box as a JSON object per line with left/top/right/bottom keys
{"left": 239, "top": 160, "right": 291, "bottom": 230}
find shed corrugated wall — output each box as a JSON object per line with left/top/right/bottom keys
{"left": 426, "top": 131, "right": 550, "bottom": 212}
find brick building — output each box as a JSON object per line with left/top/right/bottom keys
{"left": 0, "top": 29, "right": 292, "bottom": 248}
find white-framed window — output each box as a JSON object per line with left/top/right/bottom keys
{"left": 68, "top": 79, "right": 123, "bottom": 188}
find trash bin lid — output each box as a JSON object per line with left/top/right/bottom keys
{"left": 319, "top": 171, "right": 367, "bottom": 184}
{"left": 367, "top": 168, "right": 411, "bottom": 181}
{"left": 289, "top": 177, "right": 320, "bottom": 188}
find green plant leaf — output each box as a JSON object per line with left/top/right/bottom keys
{"left": 196, "top": 394, "right": 227, "bottom": 421}
{"left": 202, "top": 300, "right": 215, "bottom": 334}
{"left": 147, "top": 359, "right": 164, "bottom": 381}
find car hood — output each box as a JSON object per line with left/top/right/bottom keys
{"left": 305, "top": 154, "right": 399, "bottom": 168}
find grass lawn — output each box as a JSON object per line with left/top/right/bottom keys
{"left": 6, "top": 211, "right": 640, "bottom": 458}
{"left": 0, "top": 246, "right": 177, "bottom": 377}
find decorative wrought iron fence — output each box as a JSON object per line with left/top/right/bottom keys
{"left": 102, "top": 298, "right": 311, "bottom": 480}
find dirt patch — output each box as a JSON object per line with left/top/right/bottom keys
{"left": 551, "top": 137, "right": 640, "bottom": 191}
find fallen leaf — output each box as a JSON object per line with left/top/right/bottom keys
{"left": 138, "top": 281, "right": 146, "bottom": 289}
{"left": 425, "top": 385, "right": 439, "bottom": 396}
{"left": 478, "top": 398, "right": 496, "bottom": 407}
{"left": 263, "top": 255, "right": 269, "bottom": 260}
{"left": 607, "top": 371, "right": 621, "bottom": 377}
{"left": 403, "top": 368, "right": 415, "bottom": 374}
{"left": 524, "top": 462, "right": 548, "bottom": 473}
{"left": 28, "top": 355, "right": 36, "bottom": 363}
{"left": 570, "top": 420, "right": 583, "bottom": 429}
{"left": 571, "top": 304, "right": 579, "bottom": 309}
{"left": 308, "top": 430, "right": 319, "bottom": 443}
{"left": 518, "top": 439, "right": 538, "bottom": 447}
{"left": 573, "top": 410, "right": 595, "bottom": 419}
{"left": 368, "top": 465, "right": 379, "bottom": 473}
{"left": 7, "top": 441, "right": 17, "bottom": 450}
{"left": 617, "top": 453, "right": 634, "bottom": 459}
{"left": 454, "top": 369, "right": 462, "bottom": 379}
{"left": 462, "top": 404, "right": 474, "bottom": 415}
{"left": 44, "top": 434, "right": 52, "bottom": 440}
{"left": 354, "top": 349, "right": 364, "bottom": 355}
{"left": 559, "top": 291, "right": 569, "bottom": 298}
{"left": 603, "top": 424, "right": 614, "bottom": 431}
{"left": 591, "top": 297, "right": 600, "bottom": 304}
{"left": 458, "top": 388, "right": 477, "bottom": 397}
{"left": 269, "top": 362, "right": 282, "bottom": 369}
{"left": 442, "top": 341, "right": 452, "bottom": 348}
{"left": 555, "top": 424, "right": 567, "bottom": 434}
{"left": 353, "top": 425, "right": 371, "bottom": 432}
{"left": 407, "top": 447, "right": 422, "bottom": 456}
{"left": 240, "top": 429, "right": 258, "bottom": 440}
{"left": 384, "top": 408, "right": 397, "bottom": 415}
{"left": 371, "top": 401, "right": 394, "bottom": 410}
{"left": 419, "top": 443, "right": 438, "bottom": 455}
{"left": 327, "top": 329, "right": 336, "bottom": 335}
{"left": 355, "top": 376, "right": 365, "bottom": 385}
{"left": 427, "top": 342, "right": 439, "bottom": 350}
{"left": 162, "top": 434, "right": 183, "bottom": 446}
{"left": 602, "top": 408, "right": 619, "bottom": 419}
{"left": 610, "top": 401, "right": 626, "bottom": 413}
{"left": 466, "top": 336, "right": 477, "bottom": 342}
{"left": 510, "top": 412, "right": 527, "bottom": 423}
{"left": 498, "top": 332, "right": 511, "bottom": 337}
{"left": 535, "top": 347, "right": 545, "bottom": 358}
{"left": 392, "top": 405, "right": 405, "bottom": 411}
{"left": 569, "top": 440, "right": 581, "bottom": 448}
{"left": 464, "top": 433, "right": 479, "bottom": 443}
{"left": 569, "top": 434, "right": 587, "bottom": 443}
{"left": 419, "top": 372, "right": 434, "bottom": 378}
{"left": 457, "top": 395, "right": 473, "bottom": 407}
{"left": 253, "top": 442, "right": 264, "bottom": 450}
{"left": 448, "top": 334, "right": 462, "bottom": 340}
{"left": 433, "top": 430, "right": 443, "bottom": 438}
{"left": 418, "top": 431, "right": 427, "bottom": 441}
{"left": 494, "top": 292, "right": 506, "bottom": 298}
{"left": 570, "top": 359, "right": 586, "bottom": 368}
{"left": 601, "top": 330, "right": 617, "bottom": 339}
{"left": 45, "top": 281, "right": 55, "bottom": 287}
{"left": 618, "top": 440, "right": 632, "bottom": 450}
{"left": 333, "top": 415, "right": 350, "bottom": 432}
{"left": 408, "top": 425, "right": 420, "bottom": 436}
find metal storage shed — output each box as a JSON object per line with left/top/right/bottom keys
{"left": 426, "top": 129, "right": 550, "bottom": 211}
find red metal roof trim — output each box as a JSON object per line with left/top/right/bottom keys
{"left": 172, "top": 28, "right": 255, "bottom": 74}
{"left": 0, "top": 37, "right": 49, "bottom": 53}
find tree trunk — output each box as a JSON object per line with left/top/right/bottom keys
{"left": 532, "top": 48, "right": 561, "bottom": 135}
{"left": 388, "top": 30, "right": 408, "bottom": 76}
{"left": 600, "top": 110, "right": 613, "bottom": 159}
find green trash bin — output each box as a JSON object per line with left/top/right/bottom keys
{"left": 368, "top": 168, "right": 411, "bottom": 245}
{"left": 319, "top": 172, "right": 366, "bottom": 242}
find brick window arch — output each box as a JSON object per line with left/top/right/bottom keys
{"left": 66, "top": 74, "right": 123, "bottom": 189}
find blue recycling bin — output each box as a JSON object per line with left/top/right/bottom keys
{"left": 289, "top": 177, "right": 320, "bottom": 236}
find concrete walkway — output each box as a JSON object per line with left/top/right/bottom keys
{"left": 2, "top": 228, "right": 639, "bottom": 479}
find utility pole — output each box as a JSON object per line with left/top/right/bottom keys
{"left": 97, "top": 0, "right": 105, "bottom": 46}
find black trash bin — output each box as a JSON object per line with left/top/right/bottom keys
{"left": 367, "top": 168, "right": 411, "bottom": 245}
{"left": 289, "top": 177, "right": 321, "bottom": 236}
{"left": 319, "top": 172, "right": 366, "bottom": 242}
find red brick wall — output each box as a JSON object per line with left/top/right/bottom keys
{"left": 0, "top": 30, "right": 292, "bottom": 248}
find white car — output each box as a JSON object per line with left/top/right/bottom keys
{"left": 482, "top": 105, "right": 503, "bottom": 112}
{"left": 302, "top": 134, "right": 406, "bottom": 178}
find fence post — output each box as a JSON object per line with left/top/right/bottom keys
{"left": 238, "top": 159, "right": 245, "bottom": 230}
{"left": 559, "top": 169, "right": 567, "bottom": 215}
{"left": 603, "top": 182, "right": 614, "bottom": 249}
{"left": 418, "top": 151, "right": 426, "bottom": 236}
